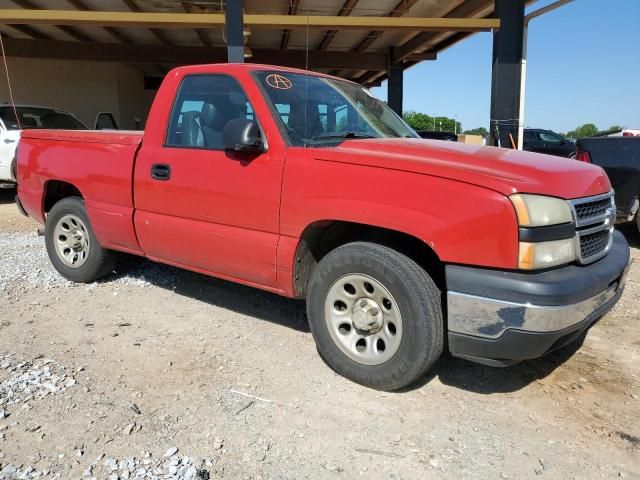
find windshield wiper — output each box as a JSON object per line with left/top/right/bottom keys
{"left": 311, "top": 132, "right": 376, "bottom": 140}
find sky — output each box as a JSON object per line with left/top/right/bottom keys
{"left": 372, "top": 0, "right": 640, "bottom": 134}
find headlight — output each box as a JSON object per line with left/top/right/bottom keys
{"left": 510, "top": 194, "right": 573, "bottom": 227}
{"left": 510, "top": 194, "right": 576, "bottom": 269}
{"left": 518, "top": 239, "right": 575, "bottom": 270}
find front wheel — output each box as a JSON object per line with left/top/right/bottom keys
{"left": 45, "top": 196, "right": 116, "bottom": 283}
{"left": 306, "top": 242, "right": 443, "bottom": 391}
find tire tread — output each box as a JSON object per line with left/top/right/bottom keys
{"left": 45, "top": 197, "right": 116, "bottom": 283}
{"left": 307, "top": 242, "right": 443, "bottom": 391}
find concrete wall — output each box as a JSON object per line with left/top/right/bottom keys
{"left": 0, "top": 57, "right": 155, "bottom": 130}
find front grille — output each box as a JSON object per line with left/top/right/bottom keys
{"left": 570, "top": 192, "right": 615, "bottom": 264}
{"left": 580, "top": 229, "right": 610, "bottom": 260}
{"left": 574, "top": 198, "right": 611, "bottom": 223}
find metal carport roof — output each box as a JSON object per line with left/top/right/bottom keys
{"left": 0, "top": 0, "right": 507, "bottom": 85}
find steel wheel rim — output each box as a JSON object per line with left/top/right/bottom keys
{"left": 53, "top": 214, "right": 91, "bottom": 268}
{"left": 324, "top": 273, "right": 403, "bottom": 366}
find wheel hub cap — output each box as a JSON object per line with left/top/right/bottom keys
{"left": 53, "top": 214, "right": 91, "bottom": 269}
{"left": 352, "top": 298, "right": 383, "bottom": 333}
{"left": 324, "top": 273, "right": 403, "bottom": 366}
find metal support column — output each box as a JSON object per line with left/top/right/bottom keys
{"left": 489, "top": 0, "right": 525, "bottom": 148}
{"left": 517, "top": 0, "right": 575, "bottom": 149}
{"left": 387, "top": 48, "right": 404, "bottom": 116}
{"left": 225, "top": 0, "right": 244, "bottom": 63}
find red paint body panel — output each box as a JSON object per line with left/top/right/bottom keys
{"left": 20, "top": 129, "right": 143, "bottom": 145}
{"left": 16, "top": 63, "right": 613, "bottom": 297}
{"left": 17, "top": 135, "right": 142, "bottom": 253}
{"left": 316, "top": 138, "right": 611, "bottom": 199}
{"left": 280, "top": 148, "right": 519, "bottom": 269}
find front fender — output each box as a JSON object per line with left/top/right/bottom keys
{"left": 280, "top": 154, "right": 519, "bottom": 270}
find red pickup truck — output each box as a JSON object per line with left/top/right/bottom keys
{"left": 16, "top": 64, "right": 631, "bottom": 390}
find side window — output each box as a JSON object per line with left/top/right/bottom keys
{"left": 166, "top": 74, "right": 254, "bottom": 149}
{"left": 524, "top": 131, "right": 537, "bottom": 143}
{"left": 539, "top": 131, "right": 562, "bottom": 143}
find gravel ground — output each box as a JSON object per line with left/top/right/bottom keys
{"left": 0, "top": 189, "right": 639, "bottom": 479}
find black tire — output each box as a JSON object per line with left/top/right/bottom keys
{"left": 306, "top": 242, "right": 443, "bottom": 391}
{"left": 45, "top": 196, "right": 116, "bottom": 283}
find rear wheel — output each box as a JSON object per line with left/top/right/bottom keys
{"left": 45, "top": 197, "right": 116, "bottom": 283}
{"left": 306, "top": 242, "right": 443, "bottom": 391}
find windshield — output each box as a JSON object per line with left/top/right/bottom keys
{"left": 254, "top": 71, "right": 417, "bottom": 147}
{"left": 0, "top": 106, "right": 88, "bottom": 131}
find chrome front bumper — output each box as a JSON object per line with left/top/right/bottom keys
{"left": 447, "top": 282, "right": 621, "bottom": 340}
{"left": 445, "top": 230, "right": 631, "bottom": 366}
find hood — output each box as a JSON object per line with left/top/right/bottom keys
{"left": 313, "top": 138, "right": 610, "bottom": 199}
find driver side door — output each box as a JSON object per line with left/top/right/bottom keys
{"left": 134, "top": 74, "right": 285, "bottom": 288}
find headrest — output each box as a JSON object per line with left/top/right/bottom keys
{"left": 200, "top": 102, "right": 217, "bottom": 128}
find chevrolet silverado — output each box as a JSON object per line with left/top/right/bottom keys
{"left": 16, "top": 64, "right": 631, "bottom": 390}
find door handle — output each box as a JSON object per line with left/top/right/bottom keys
{"left": 4, "top": 138, "right": 15, "bottom": 144}
{"left": 151, "top": 163, "right": 171, "bottom": 181}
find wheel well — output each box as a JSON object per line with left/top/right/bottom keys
{"left": 293, "top": 220, "right": 444, "bottom": 299}
{"left": 43, "top": 181, "right": 82, "bottom": 213}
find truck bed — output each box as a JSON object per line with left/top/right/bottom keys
{"left": 577, "top": 137, "right": 640, "bottom": 221}
{"left": 18, "top": 129, "right": 144, "bottom": 254}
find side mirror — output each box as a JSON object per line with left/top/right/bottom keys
{"left": 222, "top": 118, "right": 265, "bottom": 154}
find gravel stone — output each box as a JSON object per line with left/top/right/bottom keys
{"left": 69, "top": 451, "right": 210, "bottom": 480}
{"left": 0, "top": 232, "right": 178, "bottom": 295}
{"left": 164, "top": 447, "right": 179, "bottom": 458}
{"left": 0, "top": 354, "right": 76, "bottom": 411}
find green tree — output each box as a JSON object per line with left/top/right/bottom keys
{"left": 566, "top": 123, "right": 598, "bottom": 139}
{"left": 463, "top": 127, "right": 489, "bottom": 138}
{"left": 402, "top": 111, "right": 433, "bottom": 131}
{"left": 402, "top": 111, "right": 461, "bottom": 134}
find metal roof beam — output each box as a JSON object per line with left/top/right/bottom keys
{"left": 317, "top": 0, "right": 360, "bottom": 50}
{"left": 182, "top": 1, "right": 212, "bottom": 47}
{"left": 66, "top": 0, "right": 135, "bottom": 44}
{"left": 4, "top": 23, "right": 50, "bottom": 40}
{"left": 353, "top": 0, "right": 419, "bottom": 52}
{"left": 280, "top": 0, "right": 300, "bottom": 49}
{"left": 10, "top": 0, "right": 93, "bottom": 42}
{"left": 0, "top": 10, "right": 500, "bottom": 32}
{"left": 121, "top": 0, "right": 172, "bottom": 45}
{"left": 0, "top": 37, "right": 390, "bottom": 71}
{"left": 394, "top": 0, "right": 494, "bottom": 61}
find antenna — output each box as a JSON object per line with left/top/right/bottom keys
{"left": 303, "top": 9, "right": 310, "bottom": 147}
{"left": 0, "top": 32, "right": 21, "bottom": 129}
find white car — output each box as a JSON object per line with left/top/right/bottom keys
{"left": 0, "top": 104, "right": 88, "bottom": 186}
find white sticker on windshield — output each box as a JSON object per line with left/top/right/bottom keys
{"left": 266, "top": 74, "right": 293, "bottom": 90}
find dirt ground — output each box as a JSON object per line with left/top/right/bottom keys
{"left": 0, "top": 188, "right": 639, "bottom": 479}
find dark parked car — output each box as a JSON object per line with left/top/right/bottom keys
{"left": 575, "top": 136, "right": 640, "bottom": 231}
{"left": 416, "top": 130, "right": 458, "bottom": 141}
{"left": 523, "top": 128, "right": 575, "bottom": 158}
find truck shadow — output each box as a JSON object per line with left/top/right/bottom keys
{"left": 407, "top": 338, "right": 585, "bottom": 394}
{"left": 0, "top": 188, "right": 16, "bottom": 204}
{"left": 617, "top": 224, "right": 640, "bottom": 248}
{"left": 111, "top": 255, "right": 310, "bottom": 333}
{"left": 111, "top": 255, "right": 588, "bottom": 394}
